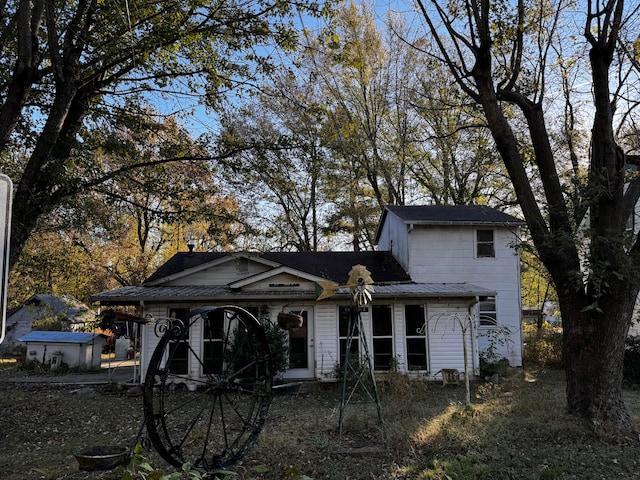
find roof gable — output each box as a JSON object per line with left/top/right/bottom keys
{"left": 145, "top": 252, "right": 281, "bottom": 286}
{"left": 228, "top": 266, "right": 326, "bottom": 289}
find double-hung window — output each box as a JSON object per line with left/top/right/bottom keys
{"left": 476, "top": 229, "right": 495, "bottom": 258}
{"left": 203, "top": 309, "right": 225, "bottom": 375}
{"left": 167, "top": 307, "right": 190, "bottom": 374}
{"left": 479, "top": 296, "right": 498, "bottom": 326}
{"left": 339, "top": 306, "right": 359, "bottom": 366}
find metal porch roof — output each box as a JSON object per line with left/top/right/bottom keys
{"left": 91, "top": 282, "right": 495, "bottom": 305}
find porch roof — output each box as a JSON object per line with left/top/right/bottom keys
{"left": 90, "top": 282, "right": 495, "bottom": 306}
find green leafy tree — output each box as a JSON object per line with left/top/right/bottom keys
{"left": 0, "top": 0, "right": 329, "bottom": 269}
{"left": 8, "top": 109, "right": 249, "bottom": 304}
{"left": 415, "top": 0, "right": 640, "bottom": 433}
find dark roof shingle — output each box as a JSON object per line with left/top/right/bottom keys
{"left": 384, "top": 205, "right": 525, "bottom": 224}
{"left": 144, "top": 251, "right": 410, "bottom": 285}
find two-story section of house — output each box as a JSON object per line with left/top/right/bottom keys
{"left": 375, "top": 205, "right": 525, "bottom": 367}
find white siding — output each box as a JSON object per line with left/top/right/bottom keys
{"left": 314, "top": 303, "right": 340, "bottom": 379}
{"left": 426, "top": 303, "right": 477, "bottom": 377}
{"left": 407, "top": 225, "right": 523, "bottom": 367}
{"left": 242, "top": 273, "right": 317, "bottom": 292}
{"left": 377, "top": 214, "right": 410, "bottom": 270}
{"left": 392, "top": 304, "right": 406, "bottom": 370}
{"left": 24, "top": 340, "right": 103, "bottom": 370}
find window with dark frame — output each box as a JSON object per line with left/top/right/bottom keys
{"left": 372, "top": 305, "right": 393, "bottom": 371}
{"left": 203, "top": 309, "right": 225, "bottom": 374}
{"left": 479, "top": 296, "right": 498, "bottom": 326}
{"left": 404, "top": 305, "right": 428, "bottom": 371}
{"left": 168, "top": 307, "right": 191, "bottom": 374}
{"left": 339, "top": 306, "right": 359, "bottom": 366}
{"left": 476, "top": 229, "right": 495, "bottom": 258}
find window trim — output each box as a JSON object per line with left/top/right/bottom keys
{"left": 371, "top": 305, "right": 393, "bottom": 371}
{"left": 476, "top": 228, "right": 496, "bottom": 258}
{"left": 478, "top": 296, "right": 498, "bottom": 326}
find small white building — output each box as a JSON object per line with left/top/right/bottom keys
{"left": 0, "top": 294, "right": 94, "bottom": 356}
{"left": 19, "top": 331, "right": 105, "bottom": 370}
{"left": 91, "top": 205, "right": 525, "bottom": 381}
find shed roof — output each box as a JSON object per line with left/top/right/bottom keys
{"left": 19, "top": 331, "right": 103, "bottom": 344}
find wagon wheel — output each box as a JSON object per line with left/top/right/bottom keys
{"left": 143, "top": 306, "right": 273, "bottom": 472}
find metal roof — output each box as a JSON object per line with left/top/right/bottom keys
{"left": 19, "top": 331, "right": 103, "bottom": 344}
{"left": 366, "top": 283, "right": 495, "bottom": 297}
{"left": 91, "top": 282, "right": 494, "bottom": 305}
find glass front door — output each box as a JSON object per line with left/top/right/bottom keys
{"left": 283, "top": 308, "right": 314, "bottom": 379}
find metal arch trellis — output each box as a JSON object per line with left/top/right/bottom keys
{"left": 420, "top": 311, "right": 476, "bottom": 404}
{"left": 418, "top": 310, "right": 515, "bottom": 405}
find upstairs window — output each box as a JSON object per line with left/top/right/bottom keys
{"left": 476, "top": 229, "right": 495, "bottom": 258}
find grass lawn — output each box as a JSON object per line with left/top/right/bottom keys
{"left": 1, "top": 362, "right": 639, "bottom": 480}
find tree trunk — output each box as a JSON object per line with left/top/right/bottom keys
{"left": 469, "top": 25, "right": 637, "bottom": 435}
{"left": 561, "top": 285, "right": 637, "bottom": 433}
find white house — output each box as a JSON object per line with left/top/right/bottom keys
{"left": 91, "top": 205, "right": 525, "bottom": 381}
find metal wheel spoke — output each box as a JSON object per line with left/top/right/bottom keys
{"left": 143, "top": 306, "right": 272, "bottom": 472}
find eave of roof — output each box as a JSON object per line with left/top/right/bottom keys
{"left": 19, "top": 331, "right": 103, "bottom": 344}
{"left": 90, "top": 283, "right": 495, "bottom": 305}
{"left": 375, "top": 205, "right": 526, "bottom": 243}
